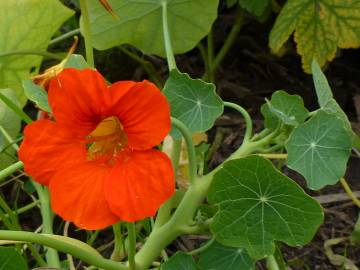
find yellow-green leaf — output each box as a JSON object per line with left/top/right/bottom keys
{"left": 269, "top": 0, "right": 360, "bottom": 73}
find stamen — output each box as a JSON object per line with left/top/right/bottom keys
{"left": 86, "top": 116, "right": 127, "bottom": 164}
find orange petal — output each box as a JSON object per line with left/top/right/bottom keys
{"left": 104, "top": 150, "right": 174, "bottom": 222}
{"left": 48, "top": 68, "right": 112, "bottom": 136}
{"left": 49, "top": 162, "right": 119, "bottom": 230}
{"left": 110, "top": 80, "right": 171, "bottom": 150}
{"left": 18, "top": 120, "right": 86, "bottom": 185}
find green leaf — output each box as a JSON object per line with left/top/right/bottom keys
{"left": 0, "top": 247, "right": 28, "bottom": 270}
{"left": 208, "top": 156, "right": 323, "bottom": 259}
{"left": 269, "top": 0, "right": 360, "bottom": 73}
{"left": 22, "top": 80, "right": 51, "bottom": 113}
{"left": 350, "top": 213, "right": 360, "bottom": 245}
{"left": 64, "top": 54, "right": 90, "bottom": 70}
{"left": 85, "top": 0, "right": 219, "bottom": 56}
{"left": 286, "top": 110, "right": 352, "bottom": 190}
{"left": 239, "top": 0, "right": 270, "bottom": 17}
{"left": 0, "top": 89, "right": 21, "bottom": 169}
{"left": 163, "top": 69, "right": 223, "bottom": 139}
{"left": 161, "top": 253, "right": 197, "bottom": 270}
{"left": 0, "top": 0, "right": 74, "bottom": 106}
{"left": 266, "top": 90, "right": 309, "bottom": 127}
{"left": 261, "top": 103, "right": 280, "bottom": 130}
{"left": 198, "top": 241, "right": 255, "bottom": 270}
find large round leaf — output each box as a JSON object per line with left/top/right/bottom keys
{"left": 0, "top": 247, "right": 27, "bottom": 270}
{"left": 286, "top": 110, "right": 352, "bottom": 190}
{"left": 85, "top": 0, "right": 219, "bottom": 56}
{"left": 208, "top": 156, "right": 323, "bottom": 259}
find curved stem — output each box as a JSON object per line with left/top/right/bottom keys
{"left": 161, "top": 1, "right": 176, "bottom": 70}
{"left": 32, "top": 182, "right": 60, "bottom": 268}
{"left": 187, "top": 238, "right": 215, "bottom": 255}
{"left": 49, "top": 28, "right": 81, "bottom": 45}
{"left": 207, "top": 31, "right": 214, "bottom": 83}
{"left": 257, "top": 153, "right": 287, "bottom": 159}
{"left": 340, "top": 177, "right": 360, "bottom": 208}
{"left": 0, "top": 50, "right": 62, "bottom": 60}
{"left": 170, "top": 140, "right": 182, "bottom": 176}
{"left": 0, "top": 200, "right": 39, "bottom": 222}
{"left": 197, "top": 43, "right": 209, "bottom": 80}
{"left": 79, "top": 0, "right": 95, "bottom": 67}
{"left": 0, "top": 230, "right": 128, "bottom": 270}
{"left": 127, "top": 223, "right": 136, "bottom": 270}
{"left": 0, "top": 93, "right": 33, "bottom": 124}
{"left": 224, "top": 102, "right": 252, "bottom": 142}
{"left": 0, "top": 161, "right": 23, "bottom": 183}
{"left": 171, "top": 118, "right": 197, "bottom": 184}
{"left": 0, "top": 126, "right": 19, "bottom": 151}
{"left": 111, "top": 222, "right": 124, "bottom": 261}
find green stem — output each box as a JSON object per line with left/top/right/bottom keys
{"left": 32, "top": 182, "right": 60, "bottom": 268}
{"left": 224, "top": 102, "right": 252, "bottom": 142}
{"left": 0, "top": 200, "right": 39, "bottom": 222}
{"left": 0, "top": 93, "right": 32, "bottom": 124}
{"left": 161, "top": 1, "right": 176, "bottom": 70}
{"left": 0, "top": 126, "right": 19, "bottom": 151}
{"left": 49, "top": 28, "right": 81, "bottom": 45}
{"left": 170, "top": 139, "right": 182, "bottom": 176}
{"left": 127, "top": 223, "right": 137, "bottom": 270}
{"left": 171, "top": 118, "right": 197, "bottom": 184}
{"left": 0, "top": 230, "right": 128, "bottom": 270}
{"left": 211, "top": 7, "right": 244, "bottom": 74}
{"left": 207, "top": 31, "right": 214, "bottom": 83}
{"left": 266, "top": 255, "right": 280, "bottom": 270}
{"left": 111, "top": 222, "right": 125, "bottom": 261}
{"left": 79, "top": 0, "right": 95, "bottom": 67}
{"left": 197, "top": 43, "right": 209, "bottom": 81}
{"left": 0, "top": 50, "right": 62, "bottom": 60}
{"left": 119, "top": 47, "right": 163, "bottom": 88}
{"left": 0, "top": 161, "right": 23, "bottom": 182}
{"left": 187, "top": 238, "right": 215, "bottom": 255}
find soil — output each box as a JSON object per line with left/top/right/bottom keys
{"left": 10, "top": 1, "right": 360, "bottom": 269}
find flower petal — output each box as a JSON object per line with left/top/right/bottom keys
{"left": 18, "top": 120, "right": 86, "bottom": 185}
{"left": 110, "top": 80, "right": 171, "bottom": 150}
{"left": 104, "top": 150, "right": 174, "bottom": 222}
{"left": 50, "top": 162, "right": 119, "bottom": 230}
{"left": 48, "top": 68, "right": 112, "bottom": 136}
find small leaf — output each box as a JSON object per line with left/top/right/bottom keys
{"left": 198, "top": 241, "right": 255, "bottom": 270}
{"left": 261, "top": 103, "right": 280, "bottom": 130}
{"left": 266, "top": 90, "right": 309, "bottom": 127}
{"left": 160, "top": 253, "right": 197, "bottom": 270}
{"left": 0, "top": 247, "right": 28, "bottom": 270}
{"left": 163, "top": 69, "right": 223, "bottom": 139}
{"left": 269, "top": 0, "right": 360, "bottom": 73}
{"left": 286, "top": 110, "right": 352, "bottom": 190}
{"left": 22, "top": 80, "right": 51, "bottom": 112}
{"left": 85, "top": 0, "right": 219, "bottom": 56}
{"left": 208, "top": 156, "right": 323, "bottom": 259}
{"left": 239, "top": 0, "right": 270, "bottom": 17}
{"left": 0, "top": 89, "right": 21, "bottom": 169}
{"left": 311, "top": 59, "right": 333, "bottom": 108}
{"left": 0, "top": 0, "right": 74, "bottom": 106}
{"left": 64, "top": 54, "right": 90, "bottom": 70}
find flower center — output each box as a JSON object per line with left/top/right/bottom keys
{"left": 86, "top": 116, "right": 127, "bottom": 164}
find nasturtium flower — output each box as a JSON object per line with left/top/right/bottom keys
{"left": 19, "top": 68, "right": 174, "bottom": 230}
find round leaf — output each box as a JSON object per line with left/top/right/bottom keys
{"left": 286, "top": 110, "right": 352, "bottom": 190}
{"left": 208, "top": 156, "right": 324, "bottom": 259}
{"left": 198, "top": 241, "right": 255, "bottom": 270}
{"left": 163, "top": 69, "right": 223, "bottom": 139}
{"left": 85, "top": 0, "right": 219, "bottom": 56}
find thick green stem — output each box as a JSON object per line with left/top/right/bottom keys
{"left": 0, "top": 50, "right": 62, "bottom": 60}
{"left": 224, "top": 102, "right": 252, "bottom": 142}
{"left": 0, "top": 161, "right": 23, "bottom": 183}
{"left": 161, "top": 1, "right": 176, "bottom": 70}
{"left": 266, "top": 255, "right": 280, "bottom": 270}
{"left": 170, "top": 139, "right": 182, "bottom": 176}
{"left": 171, "top": 118, "right": 197, "bottom": 184}
{"left": 49, "top": 28, "right": 81, "bottom": 45}
{"left": 79, "top": 0, "right": 95, "bottom": 67}
{"left": 32, "top": 182, "right": 61, "bottom": 268}
{"left": 127, "top": 223, "right": 136, "bottom": 270}
{"left": 0, "top": 230, "right": 128, "bottom": 270}
{"left": 111, "top": 223, "right": 125, "bottom": 261}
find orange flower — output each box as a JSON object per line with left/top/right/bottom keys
{"left": 18, "top": 68, "right": 174, "bottom": 230}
